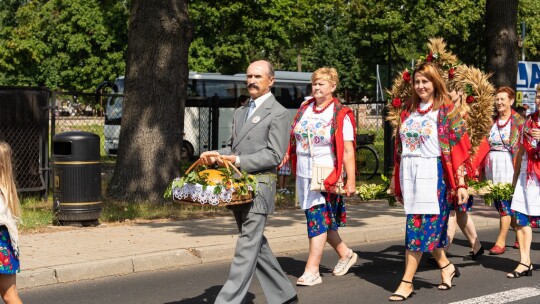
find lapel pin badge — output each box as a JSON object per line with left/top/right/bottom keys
{"left": 252, "top": 116, "right": 260, "bottom": 124}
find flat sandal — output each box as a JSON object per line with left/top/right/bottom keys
{"left": 296, "top": 272, "right": 322, "bottom": 286}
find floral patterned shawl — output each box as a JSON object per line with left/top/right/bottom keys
{"left": 471, "top": 109, "right": 524, "bottom": 177}
{"left": 394, "top": 101, "right": 471, "bottom": 203}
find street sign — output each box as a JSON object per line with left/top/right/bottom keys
{"left": 516, "top": 61, "right": 540, "bottom": 114}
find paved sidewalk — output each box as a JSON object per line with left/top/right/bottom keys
{"left": 17, "top": 200, "right": 500, "bottom": 289}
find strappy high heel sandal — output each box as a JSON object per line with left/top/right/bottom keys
{"left": 438, "top": 262, "right": 460, "bottom": 290}
{"left": 389, "top": 279, "right": 415, "bottom": 301}
{"left": 507, "top": 262, "right": 533, "bottom": 278}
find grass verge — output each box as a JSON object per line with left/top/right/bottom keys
{"left": 19, "top": 189, "right": 298, "bottom": 234}
{"left": 19, "top": 170, "right": 381, "bottom": 233}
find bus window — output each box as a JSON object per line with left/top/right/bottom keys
{"left": 205, "top": 80, "right": 237, "bottom": 107}
{"left": 238, "top": 82, "right": 249, "bottom": 98}
{"left": 188, "top": 79, "right": 203, "bottom": 97}
{"left": 272, "top": 84, "right": 297, "bottom": 109}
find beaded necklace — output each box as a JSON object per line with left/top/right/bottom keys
{"left": 416, "top": 102, "right": 433, "bottom": 115}
{"left": 496, "top": 116, "right": 511, "bottom": 129}
{"left": 312, "top": 100, "right": 334, "bottom": 114}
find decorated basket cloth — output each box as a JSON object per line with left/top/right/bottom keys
{"left": 167, "top": 158, "right": 256, "bottom": 206}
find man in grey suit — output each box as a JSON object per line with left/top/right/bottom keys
{"left": 200, "top": 60, "right": 298, "bottom": 304}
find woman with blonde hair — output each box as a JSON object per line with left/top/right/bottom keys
{"left": 0, "top": 141, "right": 22, "bottom": 304}
{"left": 282, "top": 67, "right": 357, "bottom": 286}
{"left": 389, "top": 62, "right": 471, "bottom": 301}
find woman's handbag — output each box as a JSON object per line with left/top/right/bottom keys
{"left": 307, "top": 129, "right": 346, "bottom": 194}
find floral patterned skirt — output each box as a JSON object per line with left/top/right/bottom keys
{"left": 304, "top": 194, "right": 346, "bottom": 238}
{"left": 0, "top": 226, "right": 19, "bottom": 274}
{"left": 405, "top": 160, "right": 449, "bottom": 252}
{"left": 494, "top": 199, "right": 514, "bottom": 217}
{"left": 514, "top": 211, "right": 540, "bottom": 228}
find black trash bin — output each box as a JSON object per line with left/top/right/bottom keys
{"left": 52, "top": 131, "right": 101, "bottom": 225}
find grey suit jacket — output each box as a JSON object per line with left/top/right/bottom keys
{"left": 218, "top": 94, "right": 291, "bottom": 214}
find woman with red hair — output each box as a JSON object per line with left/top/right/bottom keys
{"left": 484, "top": 87, "right": 524, "bottom": 255}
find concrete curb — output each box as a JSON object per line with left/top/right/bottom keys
{"left": 18, "top": 217, "right": 499, "bottom": 290}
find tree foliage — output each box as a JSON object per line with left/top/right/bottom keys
{"left": 0, "top": 0, "right": 129, "bottom": 90}
{"left": 1, "top": 0, "right": 539, "bottom": 94}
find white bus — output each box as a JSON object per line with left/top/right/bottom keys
{"left": 103, "top": 71, "right": 312, "bottom": 159}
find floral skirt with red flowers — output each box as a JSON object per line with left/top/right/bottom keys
{"left": 0, "top": 226, "right": 19, "bottom": 274}
{"left": 514, "top": 211, "right": 540, "bottom": 228}
{"left": 405, "top": 160, "right": 449, "bottom": 252}
{"left": 304, "top": 194, "right": 346, "bottom": 238}
{"left": 494, "top": 199, "right": 513, "bottom": 217}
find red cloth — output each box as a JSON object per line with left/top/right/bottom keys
{"left": 470, "top": 137, "right": 490, "bottom": 179}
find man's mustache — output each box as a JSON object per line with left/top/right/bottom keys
{"left": 247, "top": 83, "right": 259, "bottom": 89}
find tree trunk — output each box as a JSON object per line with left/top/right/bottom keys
{"left": 107, "top": 0, "right": 192, "bottom": 203}
{"left": 485, "top": 0, "right": 519, "bottom": 89}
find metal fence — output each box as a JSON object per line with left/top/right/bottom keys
{"left": 0, "top": 86, "right": 50, "bottom": 193}
{"left": 51, "top": 91, "right": 113, "bottom": 161}
{"left": 346, "top": 100, "right": 389, "bottom": 179}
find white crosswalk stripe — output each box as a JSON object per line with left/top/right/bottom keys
{"left": 450, "top": 287, "right": 540, "bottom": 304}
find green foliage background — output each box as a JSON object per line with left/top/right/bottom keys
{"left": 0, "top": 0, "right": 539, "bottom": 95}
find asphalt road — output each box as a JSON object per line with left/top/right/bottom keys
{"left": 20, "top": 227, "right": 540, "bottom": 304}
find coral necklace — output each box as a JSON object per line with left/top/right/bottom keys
{"left": 417, "top": 102, "right": 433, "bottom": 115}
{"left": 312, "top": 100, "right": 334, "bottom": 114}
{"left": 496, "top": 116, "right": 511, "bottom": 129}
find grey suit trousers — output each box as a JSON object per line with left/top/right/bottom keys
{"left": 214, "top": 204, "right": 296, "bottom": 304}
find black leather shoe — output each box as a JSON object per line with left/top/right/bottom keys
{"left": 464, "top": 246, "right": 485, "bottom": 261}
{"left": 283, "top": 295, "right": 298, "bottom": 304}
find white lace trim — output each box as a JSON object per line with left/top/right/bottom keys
{"left": 172, "top": 181, "right": 253, "bottom": 206}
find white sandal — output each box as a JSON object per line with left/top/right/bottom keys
{"left": 333, "top": 249, "right": 358, "bottom": 276}
{"left": 296, "top": 272, "right": 322, "bottom": 286}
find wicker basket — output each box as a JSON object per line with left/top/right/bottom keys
{"left": 172, "top": 158, "right": 254, "bottom": 207}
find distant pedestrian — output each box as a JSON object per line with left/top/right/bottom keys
{"left": 515, "top": 105, "right": 527, "bottom": 118}
{"left": 277, "top": 161, "right": 291, "bottom": 194}
{"left": 236, "top": 94, "right": 249, "bottom": 108}
{"left": 483, "top": 87, "right": 524, "bottom": 256}
{"left": 0, "top": 141, "right": 23, "bottom": 304}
